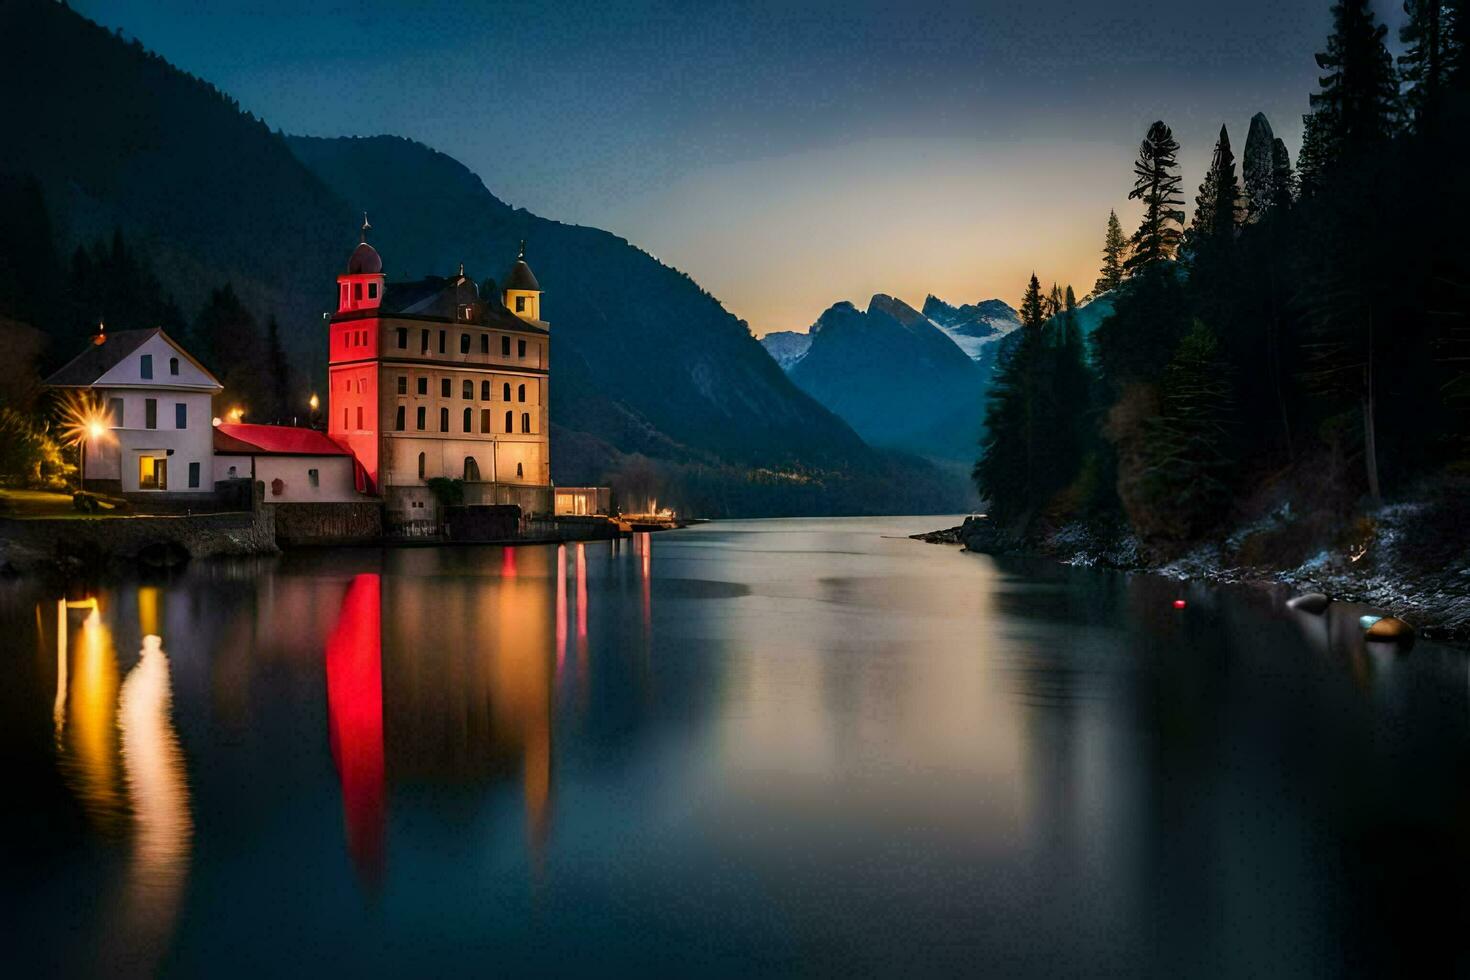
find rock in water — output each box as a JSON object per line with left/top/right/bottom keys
{"left": 1287, "top": 592, "right": 1329, "bottom": 614}
{"left": 1365, "top": 616, "right": 1416, "bottom": 648}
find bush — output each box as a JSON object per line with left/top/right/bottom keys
{"left": 73, "top": 491, "right": 101, "bottom": 513}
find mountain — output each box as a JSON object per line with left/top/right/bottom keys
{"left": 759, "top": 330, "right": 812, "bottom": 370}
{"left": 921, "top": 296, "right": 1020, "bottom": 360}
{"left": 0, "top": 0, "right": 967, "bottom": 516}
{"left": 785, "top": 295, "right": 984, "bottom": 461}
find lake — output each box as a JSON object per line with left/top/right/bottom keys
{"left": 6, "top": 516, "right": 1469, "bottom": 976}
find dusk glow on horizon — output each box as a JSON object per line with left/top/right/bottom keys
{"left": 66, "top": 0, "right": 1353, "bottom": 333}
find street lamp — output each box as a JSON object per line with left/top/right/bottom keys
{"left": 60, "top": 393, "right": 111, "bottom": 491}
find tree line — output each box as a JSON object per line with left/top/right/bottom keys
{"left": 976, "top": 0, "right": 1470, "bottom": 553}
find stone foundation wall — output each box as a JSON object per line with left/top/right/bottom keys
{"left": 271, "top": 502, "right": 383, "bottom": 546}
{"left": 0, "top": 507, "right": 277, "bottom": 573}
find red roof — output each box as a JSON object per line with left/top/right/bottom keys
{"left": 215, "top": 423, "right": 349, "bottom": 456}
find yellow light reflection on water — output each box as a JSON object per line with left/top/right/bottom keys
{"left": 65, "top": 602, "right": 125, "bottom": 831}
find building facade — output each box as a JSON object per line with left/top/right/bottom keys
{"left": 327, "top": 223, "right": 552, "bottom": 524}
{"left": 213, "top": 422, "right": 360, "bottom": 503}
{"left": 44, "top": 327, "right": 222, "bottom": 498}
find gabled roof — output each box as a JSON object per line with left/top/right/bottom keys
{"left": 44, "top": 327, "right": 222, "bottom": 389}
{"left": 215, "top": 423, "right": 349, "bottom": 456}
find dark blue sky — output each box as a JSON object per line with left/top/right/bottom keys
{"left": 72, "top": 0, "right": 1388, "bottom": 332}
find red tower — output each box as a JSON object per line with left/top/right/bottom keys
{"left": 328, "top": 215, "right": 387, "bottom": 490}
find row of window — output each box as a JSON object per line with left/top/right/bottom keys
{"left": 343, "top": 329, "right": 371, "bottom": 348}
{"left": 340, "top": 281, "right": 380, "bottom": 304}
{"left": 107, "top": 397, "right": 187, "bottom": 430}
{"left": 415, "top": 453, "right": 525, "bottom": 482}
{"left": 391, "top": 406, "right": 535, "bottom": 435}
{"left": 387, "top": 376, "right": 533, "bottom": 402}
{"left": 393, "top": 327, "right": 531, "bottom": 360}
{"left": 138, "top": 354, "right": 180, "bottom": 380}
{"left": 137, "top": 456, "right": 202, "bottom": 490}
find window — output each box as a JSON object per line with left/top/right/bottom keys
{"left": 439, "top": 407, "right": 449, "bottom": 432}
{"left": 175, "top": 403, "right": 187, "bottom": 429}
{"left": 354, "top": 283, "right": 363, "bottom": 300}
{"left": 416, "top": 406, "right": 426, "bottom": 430}
{"left": 518, "top": 339, "right": 527, "bottom": 358}
{"left": 188, "top": 461, "right": 200, "bottom": 488}
{"left": 480, "top": 408, "right": 490, "bottom": 433}
{"left": 417, "top": 452, "right": 426, "bottom": 479}
{"left": 516, "top": 462, "right": 524, "bottom": 478}
{"left": 397, "top": 327, "right": 408, "bottom": 349}
{"left": 464, "top": 457, "right": 480, "bottom": 481}
{"left": 145, "top": 398, "right": 157, "bottom": 430}
{"left": 340, "top": 285, "right": 348, "bottom": 306}
{"left": 169, "top": 357, "right": 179, "bottom": 376}
{"left": 395, "top": 405, "right": 406, "bottom": 431}
{"left": 368, "top": 282, "right": 378, "bottom": 299}
{"left": 463, "top": 407, "right": 473, "bottom": 432}
{"left": 502, "top": 382, "right": 511, "bottom": 401}
{"left": 138, "top": 455, "right": 166, "bottom": 490}
{"left": 356, "top": 406, "right": 363, "bottom": 429}
{"left": 440, "top": 378, "right": 451, "bottom": 397}
{"left": 140, "top": 354, "right": 153, "bottom": 379}
{"left": 501, "top": 336, "right": 510, "bottom": 356}
{"left": 460, "top": 333, "right": 470, "bottom": 354}
{"left": 462, "top": 380, "right": 473, "bottom": 399}
{"left": 343, "top": 408, "right": 349, "bottom": 429}
{"left": 397, "top": 376, "right": 407, "bottom": 395}
{"left": 480, "top": 334, "right": 489, "bottom": 354}
{"left": 417, "top": 376, "right": 428, "bottom": 395}
{"left": 515, "top": 295, "right": 526, "bottom": 313}
{"left": 107, "top": 398, "right": 123, "bottom": 427}
{"left": 521, "top": 412, "right": 531, "bottom": 433}
{"left": 438, "top": 330, "right": 446, "bottom": 354}
{"left": 518, "top": 384, "right": 526, "bottom": 403}
{"left": 505, "top": 410, "right": 513, "bottom": 432}
{"left": 421, "top": 329, "right": 430, "bottom": 353}
{"left": 227, "top": 465, "right": 238, "bottom": 478}
{"left": 308, "top": 468, "right": 320, "bottom": 488}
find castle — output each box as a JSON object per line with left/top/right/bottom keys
{"left": 328, "top": 219, "right": 553, "bottom": 525}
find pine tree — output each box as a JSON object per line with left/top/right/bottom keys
{"left": 1093, "top": 210, "right": 1127, "bottom": 295}
{"left": 1242, "top": 113, "right": 1278, "bottom": 222}
{"left": 1269, "top": 138, "right": 1296, "bottom": 213}
{"left": 975, "top": 275, "right": 1052, "bottom": 525}
{"left": 195, "top": 283, "right": 267, "bottom": 418}
{"left": 1044, "top": 282, "right": 1064, "bottom": 319}
{"left": 1188, "top": 125, "right": 1242, "bottom": 254}
{"left": 264, "top": 313, "right": 292, "bottom": 423}
{"left": 1400, "top": 1, "right": 1453, "bottom": 132}
{"left": 1298, "top": 0, "right": 1400, "bottom": 191}
{"left": 1124, "top": 121, "right": 1185, "bottom": 274}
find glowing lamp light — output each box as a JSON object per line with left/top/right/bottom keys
{"left": 211, "top": 417, "right": 221, "bottom": 427}
{"left": 87, "top": 421, "right": 106, "bottom": 440}
{"left": 309, "top": 393, "right": 320, "bottom": 411}
{"left": 1172, "top": 599, "right": 1187, "bottom": 609}
{"left": 229, "top": 406, "right": 244, "bottom": 422}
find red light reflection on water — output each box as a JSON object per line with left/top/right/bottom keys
{"left": 325, "top": 573, "right": 385, "bottom": 886}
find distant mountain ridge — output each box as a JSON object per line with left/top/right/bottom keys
{"left": 921, "top": 296, "right": 1021, "bottom": 360}
{"left": 0, "top": 0, "right": 968, "bottom": 515}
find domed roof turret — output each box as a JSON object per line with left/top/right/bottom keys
{"left": 504, "top": 241, "right": 540, "bottom": 292}
{"left": 346, "top": 213, "right": 382, "bottom": 275}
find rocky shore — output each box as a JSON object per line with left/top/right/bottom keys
{"left": 916, "top": 503, "right": 1470, "bottom": 645}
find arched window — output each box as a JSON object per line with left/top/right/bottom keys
{"left": 462, "top": 380, "right": 473, "bottom": 399}
{"left": 504, "top": 410, "right": 513, "bottom": 432}
{"left": 463, "top": 456, "right": 480, "bottom": 481}
{"left": 517, "top": 384, "right": 526, "bottom": 402}
{"left": 463, "top": 407, "right": 473, "bottom": 432}
{"left": 169, "top": 357, "right": 179, "bottom": 376}
{"left": 439, "top": 407, "right": 449, "bottom": 432}
{"left": 480, "top": 380, "right": 490, "bottom": 400}
{"left": 417, "top": 452, "right": 426, "bottom": 479}
{"left": 516, "top": 462, "right": 524, "bottom": 478}
{"left": 502, "top": 382, "right": 511, "bottom": 401}
{"left": 521, "top": 412, "right": 531, "bottom": 433}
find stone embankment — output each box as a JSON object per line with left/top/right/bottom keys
{"left": 0, "top": 507, "right": 277, "bottom": 574}
{"left": 915, "top": 507, "right": 1470, "bottom": 645}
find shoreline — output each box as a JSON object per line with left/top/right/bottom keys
{"left": 915, "top": 513, "right": 1470, "bottom": 647}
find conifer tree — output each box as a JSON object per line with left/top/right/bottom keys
{"left": 975, "top": 274, "right": 1052, "bottom": 525}
{"left": 1269, "top": 138, "right": 1296, "bottom": 213}
{"left": 1188, "top": 125, "right": 1241, "bottom": 254}
{"left": 1400, "top": 1, "right": 1453, "bottom": 132}
{"left": 1093, "top": 210, "right": 1127, "bottom": 295}
{"left": 1298, "top": 0, "right": 1400, "bottom": 191}
{"left": 195, "top": 283, "right": 267, "bottom": 418}
{"left": 1124, "top": 121, "right": 1185, "bottom": 274}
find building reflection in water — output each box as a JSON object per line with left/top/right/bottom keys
{"left": 50, "top": 589, "right": 193, "bottom": 971}
{"left": 324, "top": 574, "right": 387, "bottom": 887}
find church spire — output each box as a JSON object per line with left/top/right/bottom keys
{"left": 360, "top": 212, "right": 372, "bottom": 243}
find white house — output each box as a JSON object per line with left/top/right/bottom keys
{"left": 213, "top": 422, "right": 361, "bottom": 503}
{"left": 45, "top": 327, "right": 221, "bottom": 498}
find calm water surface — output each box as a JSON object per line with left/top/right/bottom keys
{"left": 5, "top": 516, "right": 1470, "bottom": 976}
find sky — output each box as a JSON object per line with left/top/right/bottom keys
{"left": 71, "top": 0, "right": 1398, "bottom": 335}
